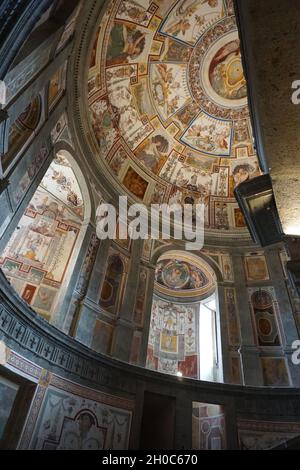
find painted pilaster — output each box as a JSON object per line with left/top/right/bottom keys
{"left": 217, "top": 283, "right": 232, "bottom": 384}
{"left": 139, "top": 266, "right": 156, "bottom": 367}
{"left": 111, "top": 321, "right": 134, "bottom": 364}
{"left": 74, "top": 238, "right": 111, "bottom": 347}
{"left": 232, "top": 253, "right": 264, "bottom": 386}
{"left": 53, "top": 223, "right": 96, "bottom": 334}
{"left": 119, "top": 239, "right": 144, "bottom": 322}
{"left": 111, "top": 239, "right": 143, "bottom": 362}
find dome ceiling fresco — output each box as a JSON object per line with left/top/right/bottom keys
{"left": 154, "top": 252, "right": 216, "bottom": 298}
{"left": 87, "top": 0, "right": 261, "bottom": 232}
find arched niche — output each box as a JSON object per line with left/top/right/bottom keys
{"left": 0, "top": 147, "right": 92, "bottom": 325}
{"left": 146, "top": 250, "right": 223, "bottom": 383}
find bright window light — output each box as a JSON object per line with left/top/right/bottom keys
{"left": 199, "top": 302, "right": 215, "bottom": 382}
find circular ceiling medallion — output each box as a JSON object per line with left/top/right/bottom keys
{"left": 203, "top": 31, "right": 247, "bottom": 108}
{"left": 209, "top": 43, "right": 246, "bottom": 101}
{"left": 189, "top": 18, "right": 249, "bottom": 120}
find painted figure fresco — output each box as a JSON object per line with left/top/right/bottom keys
{"left": 231, "top": 162, "right": 259, "bottom": 187}
{"left": 135, "top": 134, "right": 169, "bottom": 174}
{"left": 156, "top": 259, "right": 208, "bottom": 291}
{"left": 42, "top": 153, "right": 84, "bottom": 218}
{"left": 154, "top": 254, "right": 216, "bottom": 298}
{"left": 150, "top": 63, "right": 191, "bottom": 121}
{"left": 90, "top": 96, "right": 119, "bottom": 154}
{"left": 107, "top": 23, "right": 147, "bottom": 66}
{"left": 181, "top": 113, "right": 232, "bottom": 156}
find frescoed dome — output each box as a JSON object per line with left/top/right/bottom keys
{"left": 87, "top": 0, "right": 261, "bottom": 233}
